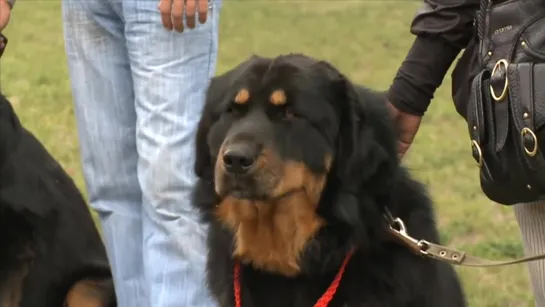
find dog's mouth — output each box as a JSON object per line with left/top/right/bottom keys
{"left": 225, "top": 185, "right": 301, "bottom": 202}
{"left": 215, "top": 160, "right": 314, "bottom": 204}
{"left": 215, "top": 169, "right": 291, "bottom": 201}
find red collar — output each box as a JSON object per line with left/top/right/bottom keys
{"left": 233, "top": 249, "right": 355, "bottom": 307}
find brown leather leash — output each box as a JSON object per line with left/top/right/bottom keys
{"left": 384, "top": 209, "right": 545, "bottom": 267}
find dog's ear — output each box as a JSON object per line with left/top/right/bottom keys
{"left": 308, "top": 60, "right": 399, "bottom": 185}
{"left": 194, "top": 76, "right": 222, "bottom": 180}
{"left": 336, "top": 86, "right": 399, "bottom": 192}
{"left": 309, "top": 61, "right": 399, "bottom": 239}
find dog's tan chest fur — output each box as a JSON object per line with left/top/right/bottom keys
{"left": 215, "top": 192, "right": 324, "bottom": 276}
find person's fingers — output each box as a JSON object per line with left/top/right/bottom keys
{"left": 397, "top": 116, "right": 421, "bottom": 160}
{"left": 398, "top": 125, "right": 418, "bottom": 146}
{"left": 197, "top": 0, "right": 209, "bottom": 24}
{"left": 0, "top": 0, "right": 11, "bottom": 31}
{"left": 171, "top": 0, "right": 185, "bottom": 32}
{"left": 385, "top": 101, "right": 398, "bottom": 119}
{"left": 158, "top": 0, "right": 173, "bottom": 30}
{"left": 385, "top": 100, "right": 422, "bottom": 160}
{"left": 185, "top": 0, "right": 197, "bottom": 29}
{"left": 397, "top": 140, "right": 412, "bottom": 160}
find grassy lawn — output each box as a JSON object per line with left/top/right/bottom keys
{"left": 0, "top": 0, "right": 533, "bottom": 306}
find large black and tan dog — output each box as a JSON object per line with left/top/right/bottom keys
{"left": 192, "top": 54, "right": 467, "bottom": 306}
{"left": 0, "top": 94, "right": 116, "bottom": 306}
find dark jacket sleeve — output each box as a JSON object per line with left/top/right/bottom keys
{"left": 387, "top": 0, "right": 479, "bottom": 116}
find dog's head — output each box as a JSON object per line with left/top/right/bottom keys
{"left": 195, "top": 54, "right": 399, "bottom": 276}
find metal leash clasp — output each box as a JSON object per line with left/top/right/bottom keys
{"left": 388, "top": 217, "right": 430, "bottom": 256}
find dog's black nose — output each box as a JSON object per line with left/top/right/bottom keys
{"left": 223, "top": 145, "right": 258, "bottom": 175}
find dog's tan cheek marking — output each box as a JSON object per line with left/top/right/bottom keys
{"left": 214, "top": 145, "right": 227, "bottom": 195}
{"left": 64, "top": 279, "right": 113, "bottom": 307}
{"left": 272, "top": 161, "right": 328, "bottom": 205}
{"left": 270, "top": 89, "right": 287, "bottom": 106}
{"left": 214, "top": 161, "right": 328, "bottom": 277}
{"left": 325, "top": 154, "right": 333, "bottom": 172}
{"left": 0, "top": 266, "right": 28, "bottom": 307}
{"left": 0, "top": 245, "right": 34, "bottom": 307}
{"left": 234, "top": 88, "right": 250, "bottom": 105}
{"left": 253, "top": 147, "right": 283, "bottom": 190}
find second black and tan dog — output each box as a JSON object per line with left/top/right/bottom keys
{"left": 0, "top": 93, "right": 116, "bottom": 306}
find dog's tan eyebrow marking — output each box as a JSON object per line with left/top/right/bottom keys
{"left": 270, "top": 89, "right": 287, "bottom": 106}
{"left": 234, "top": 89, "right": 250, "bottom": 105}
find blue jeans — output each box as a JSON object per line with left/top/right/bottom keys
{"left": 62, "top": 1, "right": 221, "bottom": 306}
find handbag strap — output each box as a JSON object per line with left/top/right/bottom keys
{"left": 477, "top": 0, "right": 487, "bottom": 40}
{"left": 476, "top": 0, "right": 488, "bottom": 66}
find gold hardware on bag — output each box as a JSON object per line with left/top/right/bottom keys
{"left": 521, "top": 127, "right": 538, "bottom": 157}
{"left": 471, "top": 140, "right": 483, "bottom": 167}
{"left": 490, "top": 59, "right": 509, "bottom": 102}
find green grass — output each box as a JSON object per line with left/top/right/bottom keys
{"left": 0, "top": 1, "right": 533, "bottom": 306}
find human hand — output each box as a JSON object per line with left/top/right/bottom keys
{"left": 0, "top": 0, "right": 11, "bottom": 32}
{"left": 158, "top": 0, "right": 209, "bottom": 32}
{"left": 386, "top": 101, "right": 422, "bottom": 160}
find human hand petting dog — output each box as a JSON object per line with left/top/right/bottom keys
{"left": 0, "top": 0, "right": 11, "bottom": 31}
{"left": 386, "top": 101, "right": 422, "bottom": 160}
{"left": 0, "top": 0, "right": 11, "bottom": 53}
{"left": 158, "top": 0, "right": 209, "bottom": 32}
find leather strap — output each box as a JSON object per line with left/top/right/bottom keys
{"left": 476, "top": 0, "right": 488, "bottom": 64}
{"left": 489, "top": 59, "right": 509, "bottom": 152}
{"left": 422, "top": 241, "right": 545, "bottom": 267}
{"left": 508, "top": 63, "right": 545, "bottom": 177}
{"left": 470, "top": 71, "right": 486, "bottom": 144}
{"left": 493, "top": 97, "right": 509, "bottom": 152}
{"left": 385, "top": 213, "right": 545, "bottom": 268}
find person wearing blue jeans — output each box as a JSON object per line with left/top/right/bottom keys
{"left": 62, "top": 0, "right": 221, "bottom": 306}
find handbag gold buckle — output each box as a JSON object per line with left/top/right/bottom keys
{"left": 471, "top": 140, "right": 483, "bottom": 167}
{"left": 521, "top": 127, "right": 538, "bottom": 157}
{"left": 490, "top": 59, "right": 509, "bottom": 102}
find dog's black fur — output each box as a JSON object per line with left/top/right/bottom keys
{"left": 0, "top": 94, "right": 116, "bottom": 306}
{"left": 192, "top": 54, "right": 467, "bottom": 307}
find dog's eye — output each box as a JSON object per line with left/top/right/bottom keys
{"left": 283, "top": 106, "right": 298, "bottom": 120}
{"left": 226, "top": 104, "right": 243, "bottom": 116}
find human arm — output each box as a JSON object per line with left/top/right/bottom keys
{"left": 387, "top": 0, "right": 479, "bottom": 158}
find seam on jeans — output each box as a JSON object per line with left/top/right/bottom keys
{"left": 204, "top": 0, "right": 217, "bottom": 78}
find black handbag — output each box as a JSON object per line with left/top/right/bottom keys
{"left": 467, "top": 0, "right": 545, "bottom": 205}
